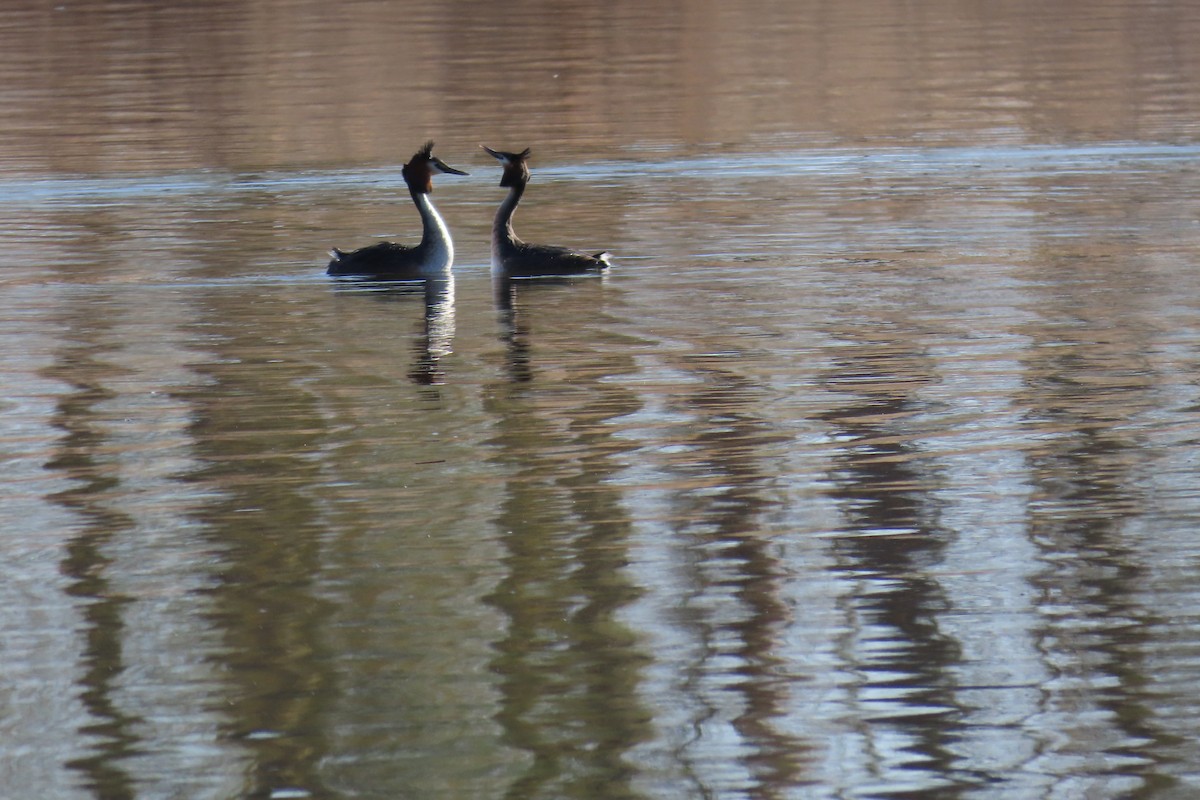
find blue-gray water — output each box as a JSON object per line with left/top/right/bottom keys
{"left": 3, "top": 2, "right": 1200, "bottom": 798}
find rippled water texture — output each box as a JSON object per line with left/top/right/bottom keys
{"left": 3, "top": 2, "right": 1200, "bottom": 798}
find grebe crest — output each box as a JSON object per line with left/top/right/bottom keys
{"left": 403, "top": 140, "right": 468, "bottom": 193}
{"left": 482, "top": 145, "right": 532, "bottom": 188}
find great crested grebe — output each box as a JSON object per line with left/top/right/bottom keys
{"left": 482, "top": 145, "right": 611, "bottom": 277}
{"left": 327, "top": 141, "right": 468, "bottom": 279}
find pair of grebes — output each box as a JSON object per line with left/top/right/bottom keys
{"left": 327, "top": 142, "right": 610, "bottom": 279}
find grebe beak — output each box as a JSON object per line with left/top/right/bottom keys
{"left": 431, "top": 157, "right": 468, "bottom": 176}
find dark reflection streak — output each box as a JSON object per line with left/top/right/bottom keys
{"left": 817, "top": 343, "right": 964, "bottom": 796}
{"left": 1021, "top": 335, "right": 1173, "bottom": 795}
{"left": 484, "top": 280, "right": 649, "bottom": 800}
{"left": 675, "top": 363, "right": 810, "bottom": 798}
{"left": 43, "top": 340, "right": 139, "bottom": 800}
{"left": 500, "top": 313, "right": 535, "bottom": 384}
{"left": 493, "top": 275, "right": 533, "bottom": 384}
{"left": 493, "top": 275, "right": 595, "bottom": 384}
{"left": 177, "top": 291, "right": 336, "bottom": 800}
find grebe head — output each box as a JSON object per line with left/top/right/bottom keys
{"left": 402, "top": 141, "right": 468, "bottom": 193}
{"left": 482, "top": 145, "right": 532, "bottom": 187}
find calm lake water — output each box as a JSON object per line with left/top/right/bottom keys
{"left": 4, "top": 1, "right": 1200, "bottom": 798}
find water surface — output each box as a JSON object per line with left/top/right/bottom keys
{"left": 3, "top": 2, "right": 1200, "bottom": 799}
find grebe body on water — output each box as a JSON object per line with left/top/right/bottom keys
{"left": 483, "top": 145, "right": 611, "bottom": 278}
{"left": 327, "top": 142, "right": 467, "bottom": 279}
